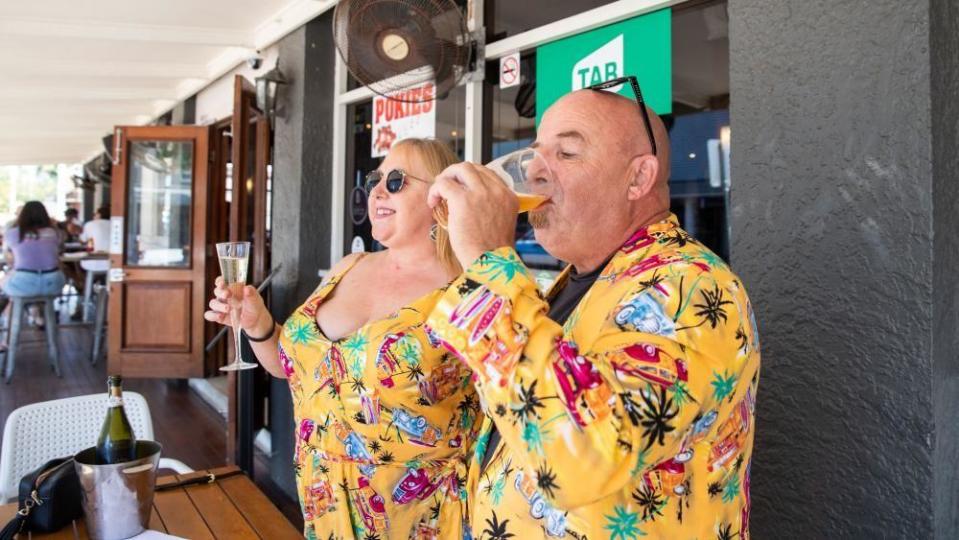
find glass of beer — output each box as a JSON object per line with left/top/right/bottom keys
{"left": 217, "top": 241, "right": 257, "bottom": 371}
{"left": 434, "top": 148, "right": 550, "bottom": 228}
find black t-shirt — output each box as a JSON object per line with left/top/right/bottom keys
{"left": 480, "top": 258, "right": 612, "bottom": 470}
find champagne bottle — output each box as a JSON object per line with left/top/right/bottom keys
{"left": 96, "top": 375, "right": 137, "bottom": 464}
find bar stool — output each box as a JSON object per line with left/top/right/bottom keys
{"left": 2, "top": 295, "right": 61, "bottom": 384}
{"left": 90, "top": 283, "right": 109, "bottom": 365}
{"left": 81, "top": 269, "right": 108, "bottom": 322}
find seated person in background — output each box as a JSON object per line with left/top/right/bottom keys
{"left": 80, "top": 205, "right": 111, "bottom": 270}
{"left": 73, "top": 205, "right": 112, "bottom": 319}
{"left": 58, "top": 207, "right": 83, "bottom": 243}
{"left": 2, "top": 201, "right": 67, "bottom": 333}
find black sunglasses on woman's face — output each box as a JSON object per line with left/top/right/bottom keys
{"left": 365, "top": 169, "right": 430, "bottom": 194}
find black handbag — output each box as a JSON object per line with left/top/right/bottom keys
{"left": 0, "top": 457, "right": 83, "bottom": 540}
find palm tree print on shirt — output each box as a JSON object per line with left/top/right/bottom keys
{"left": 475, "top": 251, "right": 528, "bottom": 283}
{"left": 711, "top": 370, "right": 737, "bottom": 402}
{"left": 605, "top": 505, "right": 645, "bottom": 540}
{"left": 482, "top": 511, "right": 515, "bottom": 540}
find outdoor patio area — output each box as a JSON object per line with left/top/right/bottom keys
{"left": 0, "top": 315, "right": 302, "bottom": 530}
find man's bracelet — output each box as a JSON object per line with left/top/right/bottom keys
{"left": 243, "top": 319, "right": 277, "bottom": 342}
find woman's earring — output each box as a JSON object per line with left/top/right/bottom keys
{"left": 429, "top": 223, "right": 438, "bottom": 242}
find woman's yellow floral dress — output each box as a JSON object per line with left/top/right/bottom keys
{"left": 278, "top": 255, "right": 482, "bottom": 540}
{"left": 425, "top": 215, "right": 761, "bottom": 540}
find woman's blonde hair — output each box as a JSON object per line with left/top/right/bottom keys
{"left": 389, "top": 138, "right": 462, "bottom": 276}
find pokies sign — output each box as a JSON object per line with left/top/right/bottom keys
{"left": 371, "top": 82, "right": 437, "bottom": 158}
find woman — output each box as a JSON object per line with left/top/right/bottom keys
{"left": 2, "top": 201, "right": 66, "bottom": 331}
{"left": 205, "top": 139, "right": 480, "bottom": 540}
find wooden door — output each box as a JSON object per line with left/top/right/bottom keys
{"left": 227, "top": 75, "right": 272, "bottom": 466}
{"left": 229, "top": 75, "right": 270, "bottom": 278}
{"left": 108, "top": 125, "right": 212, "bottom": 378}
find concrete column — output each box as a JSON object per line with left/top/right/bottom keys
{"left": 268, "top": 10, "right": 336, "bottom": 498}
{"left": 729, "top": 0, "right": 957, "bottom": 537}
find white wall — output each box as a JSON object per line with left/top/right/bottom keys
{"left": 194, "top": 45, "right": 280, "bottom": 125}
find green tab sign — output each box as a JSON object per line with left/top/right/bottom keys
{"left": 535, "top": 9, "right": 672, "bottom": 124}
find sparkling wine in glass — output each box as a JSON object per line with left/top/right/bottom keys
{"left": 217, "top": 241, "right": 257, "bottom": 371}
{"left": 433, "top": 148, "right": 549, "bottom": 228}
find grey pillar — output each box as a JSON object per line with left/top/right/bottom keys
{"left": 269, "top": 11, "right": 336, "bottom": 498}
{"left": 729, "top": 0, "right": 957, "bottom": 538}
{"left": 929, "top": 1, "right": 959, "bottom": 537}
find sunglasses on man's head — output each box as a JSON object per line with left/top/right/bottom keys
{"left": 586, "top": 75, "right": 658, "bottom": 156}
{"left": 364, "top": 169, "right": 429, "bottom": 194}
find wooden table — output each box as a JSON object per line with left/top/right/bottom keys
{"left": 0, "top": 466, "right": 301, "bottom": 539}
{"left": 59, "top": 252, "right": 109, "bottom": 263}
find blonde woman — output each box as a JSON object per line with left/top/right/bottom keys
{"left": 206, "top": 139, "right": 480, "bottom": 539}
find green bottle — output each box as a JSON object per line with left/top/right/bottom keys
{"left": 95, "top": 375, "right": 137, "bottom": 464}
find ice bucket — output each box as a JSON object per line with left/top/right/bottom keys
{"left": 73, "top": 440, "right": 161, "bottom": 540}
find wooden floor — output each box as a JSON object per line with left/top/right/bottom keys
{"left": 0, "top": 319, "right": 303, "bottom": 530}
{"left": 0, "top": 322, "right": 226, "bottom": 469}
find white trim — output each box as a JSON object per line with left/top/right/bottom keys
{"left": 0, "top": 58, "right": 210, "bottom": 79}
{"left": 255, "top": 428, "right": 273, "bottom": 455}
{"left": 187, "top": 377, "right": 229, "bottom": 417}
{"left": 464, "top": 80, "right": 484, "bottom": 162}
{"left": 463, "top": 0, "right": 485, "bottom": 162}
{"left": 337, "top": 84, "right": 378, "bottom": 106}
{"left": 330, "top": 54, "right": 349, "bottom": 265}
{"left": 467, "top": 0, "right": 484, "bottom": 33}
{"left": 0, "top": 17, "right": 250, "bottom": 47}
{"left": 485, "top": 0, "right": 681, "bottom": 60}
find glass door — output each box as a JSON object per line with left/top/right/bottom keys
{"left": 108, "top": 125, "right": 212, "bottom": 378}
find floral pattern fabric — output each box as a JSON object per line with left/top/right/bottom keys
{"left": 425, "top": 215, "right": 761, "bottom": 540}
{"left": 279, "top": 254, "right": 482, "bottom": 539}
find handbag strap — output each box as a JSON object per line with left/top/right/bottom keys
{"left": 0, "top": 492, "right": 39, "bottom": 540}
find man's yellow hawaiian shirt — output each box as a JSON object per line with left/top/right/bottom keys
{"left": 426, "top": 215, "right": 760, "bottom": 539}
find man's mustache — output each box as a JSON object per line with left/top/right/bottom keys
{"left": 529, "top": 210, "right": 549, "bottom": 228}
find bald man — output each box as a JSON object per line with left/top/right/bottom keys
{"left": 426, "top": 89, "right": 761, "bottom": 539}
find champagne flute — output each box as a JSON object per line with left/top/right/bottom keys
{"left": 433, "top": 148, "right": 550, "bottom": 228}
{"left": 217, "top": 241, "right": 257, "bottom": 371}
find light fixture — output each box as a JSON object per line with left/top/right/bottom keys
{"left": 256, "top": 59, "right": 289, "bottom": 123}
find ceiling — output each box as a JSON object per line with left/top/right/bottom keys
{"left": 0, "top": 0, "right": 336, "bottom": 166}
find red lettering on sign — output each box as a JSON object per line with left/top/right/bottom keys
{"left": 375, "top": 99, "right": 385, "bottom": 123}
{"left": 422, "top": 84, "right": 434, "bottom": 112}
{"left": 411, "top": 88, "right": 422, "bottom": 113}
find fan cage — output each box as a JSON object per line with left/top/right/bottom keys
{"left": 333, "top": 0, "right": 472, "bottom": 103}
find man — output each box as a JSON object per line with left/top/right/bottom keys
{"left": 80, "top": 206, "right": 111, "bottom": 256}
{"left": 426, "top": 87, "right": 760, "bottom": 539}
{"left": 58, "top": 207, "right": 83, "bottom": 242}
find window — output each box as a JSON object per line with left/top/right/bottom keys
{"left": 665, "top": 0, "right": 730, "bottom": 260}
{"left": 482, "top": 0, "right": 732, "bottom": 273}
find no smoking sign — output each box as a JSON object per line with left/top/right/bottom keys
{"left": 499, "top": 52, "right": 521, "bottom": 89}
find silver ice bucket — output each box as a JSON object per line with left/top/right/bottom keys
{"left": 73, "top": 441, "right": 161, "bottom": 540}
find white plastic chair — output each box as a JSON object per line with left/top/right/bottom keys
{"left": 0, "top": 392, "right": 193, "bottom": 503}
